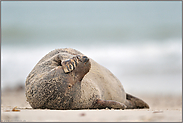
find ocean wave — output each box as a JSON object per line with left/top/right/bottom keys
{"left": 1, "top": 39, "right": 181, "bottom": 94}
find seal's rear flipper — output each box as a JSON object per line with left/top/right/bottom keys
{"left": 125, "top": 93, "right": 149, "bottom": 109}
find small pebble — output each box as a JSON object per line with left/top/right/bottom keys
{"left": 80, "top": 113, "right": 86, "bottom": 116}
{"left": 12, "top": 106, "right": 20, "bottom": 112}
{"left": 153, "top": 110, "right": 163, "bottom": 113}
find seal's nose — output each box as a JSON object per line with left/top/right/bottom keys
{"left": 82, "top": 56, "right": 89, "bottom": 63}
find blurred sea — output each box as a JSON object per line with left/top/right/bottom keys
{"left": 1, "top": 1, "right": 182, "bottom": 95}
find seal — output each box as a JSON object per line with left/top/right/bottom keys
{"left": 25, "top": 48, "right": 149, "bottom": 110}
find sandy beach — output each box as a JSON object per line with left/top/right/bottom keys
{"left": 1, "top": 87, "right": 182, "bottom": 122}
{"left": 2, "top": 2, "right": 182, "bottom": 122}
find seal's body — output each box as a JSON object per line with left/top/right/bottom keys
{"left": 25, "top": 48, "right": 149, "bottom": 110}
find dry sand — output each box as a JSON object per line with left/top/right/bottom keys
{"left": 1, "top": 88, "right": 182, "bottom": 122}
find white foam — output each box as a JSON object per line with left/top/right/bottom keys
{"left": 1, "top": 40, "right": 182, "bottom": 94}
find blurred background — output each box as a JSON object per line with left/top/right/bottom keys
{"left": 1, "top": 1, "right": 182, "bottom": 95}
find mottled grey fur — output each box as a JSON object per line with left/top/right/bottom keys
{"left": 25, "top": 48, "right": 149, "bottom": 110}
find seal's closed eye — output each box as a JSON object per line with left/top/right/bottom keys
{"left": 58, "top": 60, "right": 62, "bottom": 66}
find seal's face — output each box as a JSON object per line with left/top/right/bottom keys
{"left": 42, "top": 55, "right": 91, "bottom": 109}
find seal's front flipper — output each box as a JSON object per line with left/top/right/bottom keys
{"left": 61, "top": 55, "right": 90, "bottom": 74}
{"left": 125, "top": 93, "right": 149, "bottom": 109}
{"left": 94, "top": 99, "right": 127, "bottom": 110}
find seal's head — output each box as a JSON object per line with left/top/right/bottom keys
{"left": 28, "top": 55, "right": 91, "bottom": 110}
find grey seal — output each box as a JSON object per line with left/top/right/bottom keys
{"left": 25, "top": 48, "right": 149, "bottom": 110}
